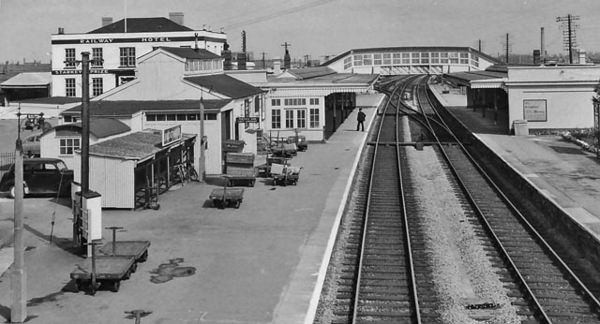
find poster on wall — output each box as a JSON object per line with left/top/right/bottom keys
{"left": 523, "top": 99, "right": 547, "bottom": 122}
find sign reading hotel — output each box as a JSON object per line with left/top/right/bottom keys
{"left": 523, "top": 99, "right": 547, "bottom": 122}
{"left": 161, "top": 125, "right": 182, "bottom": 147}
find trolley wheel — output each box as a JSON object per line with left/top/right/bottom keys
{"left": 139, "top": 250, "right": 148, "bottom": 262}
{"left": 189, "top": 168, "right": 199, "bottom": 182}
{"left": 152, "top": 203, "right": 160, "bottom": 210}
{"left": 74, "top": 279, "right": 83, "bottom": 292}
{"left": 110, "top": 280, "right": 120, "bottom": 292}
{"left": 234, "top": 200, "right": 241, "bottom": 209}
{"left": 250, "top": 180, "right": 255, "bottom": 187}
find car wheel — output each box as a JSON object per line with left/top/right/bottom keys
{"left": 9, "top": 184, "right": 28, "bottom": 199}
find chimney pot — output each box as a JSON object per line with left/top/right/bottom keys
{"left": 102, "top": 17, "right": 113, "bottom": 27}
{"left": 58, "top": 27, "right": 64, "bottom": 34}
{"left": 169, "top": 12, "right": 184, "bottom": 26}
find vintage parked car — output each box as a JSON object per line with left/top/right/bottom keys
{"left": 0, "top": 158, "right": 73, "bottom": 198}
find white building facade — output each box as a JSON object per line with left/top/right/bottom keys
{"left": 50, "top": 16, "right": 227, "bottom": 97}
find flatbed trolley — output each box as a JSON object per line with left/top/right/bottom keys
{"left": 209, "top": 177, "right": 244, "bottom": 208}
{"left": 70, "top": 255, "right": 137, "bottom": 293}
{"left": 271, "top": 163, "right": 302, "bottom": 186}
{"left": 99, "top": 226, "right": 151, "bottom": 263}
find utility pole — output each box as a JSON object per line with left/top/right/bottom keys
{"left": 541, "top": 27, "right": 545, "bottom": 63}
{"left": 260, "top": 52, "right": 266, "bottom": 69}
{"left": 303, "top": 54, "right": 310, "bottom": 67}
{"left": 478, "top": 39, "right": 482, "bottom": 52}
{"left": 198, "top": 95, "right": 206, "bottom": 182}
{"left": 505, "top": 33, "right": 510, "bottom": 64}
{"left": 81, "top": 52, "right": 90, "bottom": 195}
{"left": 281, "top": 42, "right": 291, "bottom": 69}
{"left": 557, "top": 14, "right": 580, "bottom": 64}
{"left": 12, "top": 108, "right": 26, "bottom": 323}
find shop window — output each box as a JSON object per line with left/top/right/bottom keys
{"left": 65, "top": 48, "right": 76, "bottom": 68}
{"left": 92, "top": 78, "right": 103, "bottom": 97}
{"left": 310, "top": 108, "right": 319, "bottom": 128}
{"left": 92, "top": 48, "right": 103, "bottom": 67}
{"left": 119, "top": 47, "right": 136, "bottom": 67}
{"left": 272, "top": 109, "right": 281, "bottom": 129}
{"left": 59, "top": 138, "right": 80, "bottom": 155}
{"left": 65, "top": 78, "right": 76, "bottom": 97}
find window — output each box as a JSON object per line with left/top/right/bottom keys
{"left": 59, "top": 138, "right": 80, "bottom": 155}
{"left": 119, "top": 47, "right": 136, "bottom": 67}
{"left": 343, "top": 56, "right": 352, "bottom": 70}
{"left": 65, "top": 48, "right": 76, "bottom": 68}
{"left": 420, "top": 52, "right": 429, "bottom": 64}
{"left": 353, "top": 55, "right": 363, "bottom": 66}
{"left": 449, "top": 52, "right": 459, "bottom": 64}
{"left": 362, "top": 54, "right": 372, "bottom": 66}
{"left": 431, "top": 52, "right": 440, "bottom": 64}
{"left": 440, "top": 52, "right": 449, "bottom": 64}
{"left": 402, "top": 53, "right": 410, "bottom": 64}
{"left": 272, "top": 99, "right": 281, "bottom": 106}
{"left": 373, "top": 54, "right": 382, "bottom": 65}
{"left": 285, "top": 110, "right": 294, "bottom": 128}
{"left": 254, "top": 96, "right": 260, "bottom": 113}
{"left": 460, "top": 52, "right": 469, "bottom": 64}
{"left": 393, "top": 53, "right": 402, "bottom": 65}
{"left": 92, "top": 48, "right": 103, "bottom": 67}
{"left": 411, "top": 52, "right": 420, "bottom": 64}
{"left": 310, "top": 108, "right": 319, "bottom": 128}
{"left": 383, "top": 53, "right": 391, "bottom": 65}
{"left": 92, "top": 78, "right": 103, "bottom": 96}
{"left": 296, "top": 109, "right": 306, "bottom": 129}
{"left": 283, "top": 98, "right": 306, "bottom": 106}
{"left": 272, "top": 109, "right": 281, "bottom": 129}
{"left": 309, "top": 98, "right": 319, "bottom": 105}
{"left": 65, "top": 78, "right": 76, "bottom": 97}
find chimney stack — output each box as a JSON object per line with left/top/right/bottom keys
{"left": 102, "top": 17, "right": 113, "bottom": 27}
{"left": 169, "top": 12, "right": 184, "bottom": 26}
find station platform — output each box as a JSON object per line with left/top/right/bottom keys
{"left": 429, "top": 85, "right": 600, "bottom": 243}
{"left": 0, "top": 95, "right": 384, "bottom": 323}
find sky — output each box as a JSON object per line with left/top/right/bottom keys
{"left": 1, "top": 0, "right": 600, "bottom": 64}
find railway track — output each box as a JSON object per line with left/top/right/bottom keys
{"left": 315, "top": 75, "right": 600, "bottom": 324}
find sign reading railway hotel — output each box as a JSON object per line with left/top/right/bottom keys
{"left": 50, "top": 15, "right": 227, "bottom": 97}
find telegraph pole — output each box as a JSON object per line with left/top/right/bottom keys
{"left": 261, "top": 52, "right": 266, "bottom": 69}
{"left": 505, "top": 33, "right": 510, "bottom": 64}
{"left": 12, "top": 108, "right": 26, "bottom": 323}
{"left": 557, "top": 14, "right": 580, "bottom": 64}
{"left": 198, "top": 95, "right": 206, "bottom": 182}
{"left": 81, "top": 52, "right": 90, "bottom": 194}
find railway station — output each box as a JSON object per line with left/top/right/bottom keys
{"left": 3, "top": 4, "right": 600, "bottom": 324}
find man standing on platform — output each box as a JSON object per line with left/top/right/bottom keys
{"left": 356, "top": 108, "right": 366, "bottom": 131}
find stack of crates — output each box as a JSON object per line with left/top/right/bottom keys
{"left": 225, "top": 152, "right": 256, "bottom": 186}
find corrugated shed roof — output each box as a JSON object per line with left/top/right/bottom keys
{"left": 88, "top": 17, "right": 192, "bottom": 34}
{"left": 160, "top": 47, "right": 221, "bottom": 60}
{"left": 184, "top": 74, "right": 264, "bottom": 99}
{"left": 50, "top": 118, "right": 130, "bottom": 138}
{"left": 0, "top": 72, "right": 51, "bottom": 87}
{"left": 62, "top": 100, "right": 229, "bottom": 117}
{"left": 286, "top": 67, "right": 336, "bottom": 80}
{"left": 89, "top": 131, "right": 194, "bottom": 160}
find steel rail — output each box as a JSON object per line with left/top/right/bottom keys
{"left": 421, "top": 80, "right": 600, "bottom": 317}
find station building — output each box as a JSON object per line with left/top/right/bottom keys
{"left": 443, "top": 64, "right": 600, "bottom": 134}
{"left": 323, "top": 46, "right": 500, "bottom": 75}
{"left": 50, "top": 13, "right": 226, "bottom": 97}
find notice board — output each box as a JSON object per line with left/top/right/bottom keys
{"left": 523, "top": 99, "right": 547, "bottom": 122}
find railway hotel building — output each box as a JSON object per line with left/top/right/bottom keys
{"left": 50, "top": 13, "right": 226, "bottom": 97}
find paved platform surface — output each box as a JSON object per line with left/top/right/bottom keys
{"left": 430, "top": 85, "right": 600, "bottom": 241}
{"left": 0, "top": 94, "right": 383, "bottom": 324}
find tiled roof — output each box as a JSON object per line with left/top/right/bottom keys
{"left": 62, "top": 100, "right": 229, "bottom": 117}
{"left": 184, "top": 74, "right": 264, "bottom": 99}
{"left": 50, "top": 118, "right": 130, "bottom": 138}
{"left": 88, "top": 17, "right": 192, "bottom": 34}
{"left": 160, "top": 47, "right": 221, "bottom": 60}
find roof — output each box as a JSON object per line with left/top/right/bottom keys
{"left": 267, "top": 72, "right": 378, "bottom": 85}
{"left": 0, "top": 72, "right": 51, "bottom": 88}
{"left": 184, "top": 74, "right": 264, "bottom": 99}
{"left": 88, "top": 131, "right": 194, "bottom": 160}
{"left": 48, "top": 118, "right": 130, "bottom": 138}
{"left": 88, "top": 17, "right": 192, "bottom": 34}
{"left": 284, "top": 67, "right": 337, "bottom": 80}
{"left": 18, "top": 96, "right": 82, "bottom": 105}
{"left": 443, "top": 69, "right": 508, "bottom": 86}
{"left": 160, "top": 47, "right": 221, "bottom": 60}
{"left": 322, "top": 46, "right": 502, "bottom": 66}
{"left": 62, "top": 100, "right": 229, "bottom": 117}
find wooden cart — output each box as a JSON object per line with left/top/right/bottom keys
{"left": 209, "top": 186, "right": 244, "bottom": 209}
{"left": 224, "top": 153, "right": 256, "bottom": 186}
{"left": 70, "top": 255, "right": 137, "bottom": 294}
{"left": 271, "top": 163, "right": 302, "bottom": 186}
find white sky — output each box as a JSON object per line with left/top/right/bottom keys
{"left": 1, "top": 0, "right": 599, "bottom": 63}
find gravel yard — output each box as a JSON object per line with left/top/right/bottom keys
{"left": 405, "top": 146, "right": 520, "bottom": 324}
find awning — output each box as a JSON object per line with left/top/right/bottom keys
{"left": 0, "top": 72, "right": 51, "bottom": 89}
{"left": 470, "top": 78, "right": 507, "bottom": 91}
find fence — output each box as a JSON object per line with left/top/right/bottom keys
{"left": 0, "top": 151, "right": 15, "bottom": 178}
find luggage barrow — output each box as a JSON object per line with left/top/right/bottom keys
{"left": 70, "top": 255, "right": 137, "bottom": 294}
{"left": 271, "top": 164, "right": 302, "bottom": 186}
{"left": 209, "top": 186, "right": 244, "bottom": 209}
{"left": 100, "top": 226, "right": 151, "bottom": 263}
